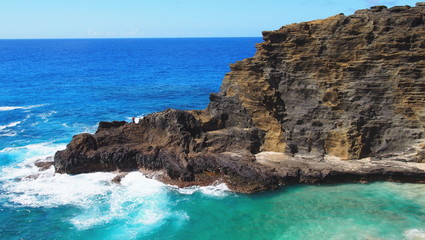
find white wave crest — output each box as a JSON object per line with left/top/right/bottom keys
{"left": 2, "top": 170, "right": 116, "bottom": 208}
{"left": 0, "top": 140, "right": 229, "bottom": 234}
{"left": 1, "top": 156, "right": 175, "bottom": 232}
{"left": 59, "top": 122, "right": 98, "bottom": 134}
{"left": 0, "top": 114, "right": 33, "bottom": 137}
{"left": 70, "top": 172, "right": 170, "bottom": 230}
{"left": 0, "top": 104, "right": 47, "bottom": 112}
{"left": 0, "top": 131, "right": 17, "bottom": 137}
{"left": 0, "top": 121, "right": 21, "bottom": 130}
{"left": 38, "top": 110, "right": 57, "bottom": 122}
{"left": 172, "top": 182, "right": 230, "bottom": 197}
{"left": 67, "top": 172, "right": 170, "bottom": 231}
{"left": 405, "top": 229, "right": 425, "bottom": 240}
{"left": 0, "top": 142, "right": 65, "bottom": 154}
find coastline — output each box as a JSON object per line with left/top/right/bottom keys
{"left": 54, "top": 4, "right": 425, "bottom": 193}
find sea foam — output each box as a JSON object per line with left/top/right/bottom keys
{"left": 0, "top": 142, "right": 65, "bottom": 154}
{"left": 405, "top": 229, "right": 425, "bottom": 240}
{"left": 1, "top": 160, "right": 173, "bottom": 231}
{"left": 171, "top": 182, "right": 230, "bottom": 197}
{"left": 0, "top": 140, "right": 230, "bottom": 235}
{"left": 0, "top": 121, "right": 21, "bottom": 130}
{"left": 0, "top": 131, "right": 17, "bottom": 137}
{"left": 38, "top": 110, "right": 57, "bottom": 122}
{"left": 1, "top": 150, "right": 173, "bottom": 233}
{"left": 0, "top": 104, "right": 47, "bottom": 112}
{"left": 0, "top": 121, "right": 21, "bottom": 137}
{"left": 0, "top": 114, "right": 33, "bottom": 137}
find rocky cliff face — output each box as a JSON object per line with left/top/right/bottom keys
{"left": 55, "top": 4, "right": 425, "bottom": 193}
{"left": 222, "top": 4, "right": 425, "bottom": 159}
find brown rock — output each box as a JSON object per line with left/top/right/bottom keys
{"left": 34, "top": 159, "right": 54, "bottom": 171}
{"left": 111, "top": 172, "right": 129, "bottom": 184}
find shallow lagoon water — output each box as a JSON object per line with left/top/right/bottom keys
{"left": 0, "top": 38, "right": 424, "bottom": 240}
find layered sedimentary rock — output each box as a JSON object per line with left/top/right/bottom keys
{"left": 55, "top": 4, "right": 425, "bottom": 193}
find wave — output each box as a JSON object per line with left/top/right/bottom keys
{"left": 0, "top": 121, "right": 21, "bottom": 130}
{"left": 0, "top": 140, "right": 228, "bottom": 234}
{"left": 1, "top": 141, "right": 174, "bottom": 231}
{"left": 171, "top": 182, "right": 230, "bottom": 197}
{"left": 0, "top": 121, "right": 21, "bottom": 138}
{"left": 405, "top": 229, "right": 425, "bottom": 240}
{"left": 0, "top": 140, "right": 230, "bottom": 203}
{"left": 0, "top": 104, "right": 47, "bottom": 112}
{"left": 38, "top": 110, "right": 57, "bottom": 122}
{"left": 0, "top": 142, "right": 65, "bottom": 153}
{"left": 0, "top": 114, "right": 34, "bottom": 137}
{"left": 0, "top": 131, "right": 17, "bottom": 137}
{"left": 1, "top": 164, "right": 175, "bottom": 232}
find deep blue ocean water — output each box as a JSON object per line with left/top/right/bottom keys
{"left": 0, "top": 38, "right": 425, "bottom": 240}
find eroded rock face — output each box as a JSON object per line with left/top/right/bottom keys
{"left": 55, "top": 4, "right": 425, "bottom": 193}
{"left": 224, "top": 5, "right": 425, "bottom": 159}
{"left": 55, "top": 109, "right": 269, "bottom": 192}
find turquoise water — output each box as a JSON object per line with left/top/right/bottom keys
{"left": 0, "top": 38, "right": 424, "bottom": 240}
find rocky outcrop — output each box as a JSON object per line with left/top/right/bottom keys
{"left": 55, "top": 4, "right": 425, "bottom": 193}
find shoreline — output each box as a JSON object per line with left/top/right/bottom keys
{"left": 53, "top": 4, "right": 425, "bottom": 193}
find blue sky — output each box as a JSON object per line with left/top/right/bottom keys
{"left": 0, "top": 0, "right": 419, "bottom": 39}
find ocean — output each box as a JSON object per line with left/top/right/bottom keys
{"left": 0, "top": 38, "right": 425, "bottom": 240}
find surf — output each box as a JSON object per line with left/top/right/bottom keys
{"left": 0, "top": 104, "right": 47, "bottom": 112}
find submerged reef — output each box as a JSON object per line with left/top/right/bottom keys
{"left": 55, "top": 3, "right": 425, "bottom": 193}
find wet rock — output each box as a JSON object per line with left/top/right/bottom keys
{"left": 34, "top": 157, "right": 54, "bottom": 171}
{"left": 34, "top": 161, "right": 54, "bottom": 171}
{"left": 111, "top": 172, "right": 128, "bottom": 184}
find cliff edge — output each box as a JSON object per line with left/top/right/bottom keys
{"left": 55, "top": 4, "right": 425, "bottom": 193}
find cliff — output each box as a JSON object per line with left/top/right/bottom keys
{"left": 54, "top": 4, "right": 425, "bottom": 193}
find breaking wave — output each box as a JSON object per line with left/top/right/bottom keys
{"left": 173, "top": 183, "right": 230, "bottom": 197}
{"left": 0, "top": 104, "right": 47, "bottom": 112}
{"left": 0, "top": 121, "right": 22, "bottom": 131}
{"left": 0, "top": 141, "right": 229, "bottom": 234}
{"left": 405, "top": 229, "right": 425, "bottom": 240}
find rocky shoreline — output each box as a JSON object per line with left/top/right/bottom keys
{"left": 54, "top": 4, "right": 425, "bottom": 193}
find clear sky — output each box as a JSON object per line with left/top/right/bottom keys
{"left": 0, "top": 0, "right": 419, "bottom": 39}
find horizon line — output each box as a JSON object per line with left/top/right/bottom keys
{"left": 0, "top": 36, "right": 263, "bottom": 41}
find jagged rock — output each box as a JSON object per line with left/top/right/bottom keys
{"left": 55, "top": 4, "right": 425, "bottom": 193}
{"left": 111, "top": 172, "right": 128, "bottom": 184}
{"left": 97, "top": 121, "right": 127, "bottom": 133}
{"left": 34, "top": 161, "right": 54, "bottom": 171}
{"left": 34, "top": 157, "right": 54, "bottom": 171}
